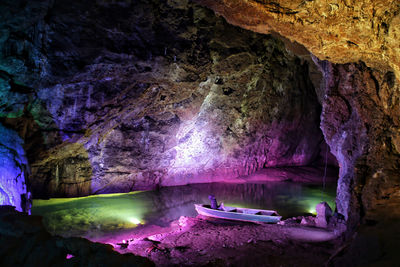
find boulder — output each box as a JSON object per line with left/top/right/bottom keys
{"left": 0, "top": 123, "right": 31, "bottom": 213}
{"left": 315, "top": 202, "right": 333, "bottom": 228}
{"left": 300, "top": 216, "right": 315, "bottom": 227}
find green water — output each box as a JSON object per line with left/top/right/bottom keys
{"left": 32, "top": 182, "right": 336, "bottom": 238}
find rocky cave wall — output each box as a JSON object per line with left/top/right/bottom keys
{"left": 0, "top": 0, "right": 331, "bottom": 200}
{"left": 318, "top": 60, "right": 400, "bottom": 225}
{"left": 194, "top": 0, "right": 400, "bottom": 226}
{"left": 195, "top": 0, "right": 400, "bottom": 78}
{"left": 0, "top": 124, "right": 30, "bottom": 213}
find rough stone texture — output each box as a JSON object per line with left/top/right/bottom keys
{"left": 195, "top": 0, "right": 400, "bottom": 231}
{"left": 316, "top": 60, "right": 400, "bottom": 229}
{"left": 0, "top": 0, "right": 330, "bottom": 197}
{"left": 0, "top": 123, "right": 31, "bottom": 213}
{"left": 0, "top": 206, "right": 154, "bottom": 266}
{"left": 239, "top": 165, "right": 338, "bottom": 183}
{"left": 315, "top": 201, "right": 332, "bottom": 228}
{"left": 30, "top": 143, "right": 93, "bottom": 198}
{"left": 1, "top": 0, "right": 398, "bottom": 239}
{"left": 0, "top": 0, "right": 399, "bottom": 264}
{"left": 195, "top": 0, "right": 400, "bottom": 80}
{"left": 300, "top": 216, "right": 315, "bottom": 227}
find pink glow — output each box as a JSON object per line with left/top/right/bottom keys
{"left": 173, "top": 126, "right": 209, "bottom": 169}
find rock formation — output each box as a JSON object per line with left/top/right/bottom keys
{"left": 0, "top": 0, "right": 400, "bottom": 264}
{"left": 315, "top": 201, "right": 332, "bottom": 228}
{"left": 316, "top": 60, "right": 400, "bottom": 227}
{"left": 0, "top": 124, "right": 30, "bottom": 213}
{"left": 195, "top": 0, "right": 400, "bottom": 229}
{"left": 194, "top": 0, "right": 400, "bottom": 79}
{"left": 0, "top": 0, "right": 332, "bottom": 198}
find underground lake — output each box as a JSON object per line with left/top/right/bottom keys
{"left": 32, "top": 181, "right": 336, "bottom": 240}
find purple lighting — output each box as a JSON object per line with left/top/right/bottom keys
{"left": 0, "top": 124, "right": 31, "bottom": 213}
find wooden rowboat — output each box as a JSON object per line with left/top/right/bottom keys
{"left": 194, "top": 204, "right": 282, "bottom": 223}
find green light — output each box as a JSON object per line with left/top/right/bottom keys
{"left": 32, "top": 191, "right": 150, "bottom": 238}
{"left": 129, "top": 217, "right": 142, "bottom": 224}
{"left": 308, "top": 207, "right": 317, "bottom": 215}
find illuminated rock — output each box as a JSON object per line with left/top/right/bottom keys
{"left": 0, "top": 124, "right": 30, "bottom": 213}
{"left": 30, "top": 143, "right": 92, "bottom": 198}
{"left": 195, "top": 0, "right": 400, "bottom": 229}
{"left": 194, "top": 0, "right": 400, "bottom": 80}
{"left": 0, "top": 0, "right": 332, "bottom": 196}
{"left": 317, "top": 60, "right": 400, "bottom": 226}
{"left": 315, "top": 202, "right": 332, "bottom": 228}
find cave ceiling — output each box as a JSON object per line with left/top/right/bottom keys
{"left": 195, "top": 0, "right": 400, "bottom": 79}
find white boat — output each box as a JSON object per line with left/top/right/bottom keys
{"left": 194, "top": 204, "right": 282, "bottom": 223}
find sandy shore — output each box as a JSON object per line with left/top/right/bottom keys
{"left": 101, "top": 215, "right": 340, "bottom": 266}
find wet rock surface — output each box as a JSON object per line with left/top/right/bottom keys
{"left": 315, "top": 202, "right": 332, "bottom": 228}
{"left": 0, "top": 0, "right": 400, "bottom": 265}
{"left": 196, "top": 0, "right": 400, "bottom": 233}
{"left": 316, "top": 61, "right": 400, "bottom": 228}
{"left": 315, "top": 61, "right": 400, "bottom": 265}
{"left": 238, "top": 165, "right": 338, "bottom": 183}
{"left": 0, "top": 0, "right": 330, "bottom": 197}
{"left": 0, "top": 124, "right": 31, "bottom": 213}
{"left": 195, "top": 0, "right": 400, "bottom": 79}
{"left": 0, "top": 206, "right": 153, "bottom": 267}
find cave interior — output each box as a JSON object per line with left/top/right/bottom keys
{"left": 0, "top": 0, "right": 400, "bottom": 266}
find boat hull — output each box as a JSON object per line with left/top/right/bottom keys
{"left": 194, "top": 204, "right": 282, "bottom": 223}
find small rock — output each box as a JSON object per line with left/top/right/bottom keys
{"left": 300, "top": 216, "right": 315, "bottom": 226}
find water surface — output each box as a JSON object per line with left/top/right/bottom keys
{"left": 32, "top": 182, "right": 336, "bottom": 239}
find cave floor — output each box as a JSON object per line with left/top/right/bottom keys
{"left": 103, "top": 215, "right": 339, "bottom": 267}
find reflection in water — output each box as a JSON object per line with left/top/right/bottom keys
{"left": 32, "top": 182, "right": 336, "bottom": 238}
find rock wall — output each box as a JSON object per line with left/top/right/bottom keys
{"left": 317, "top": 60, "right": 400, "bottom": 226}
{"left": 0, "top": 123, "right": 31, "bottom": 213}
{"left": 0, "top": 0, "right": 329, "bottom": 197}
{"left": 194, "top": 0, "right": 400, "bottom": 80}
{"left": 196, "top": 0, "right": 400, "bottom": 229}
